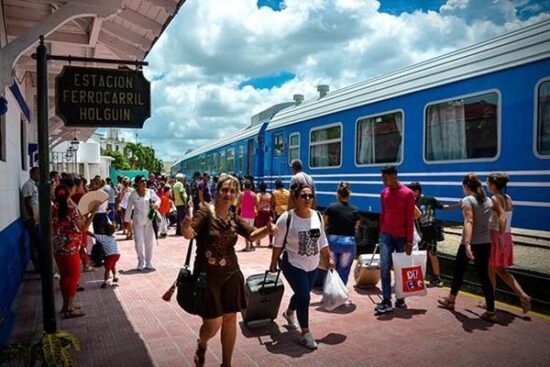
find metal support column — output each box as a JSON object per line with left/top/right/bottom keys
{"left": 36, "top": 35, "right": 57, "bottom": 334}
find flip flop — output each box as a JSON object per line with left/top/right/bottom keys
{"left": 520, "top": 296, "right": 531, "bottom": 314}
{"left": 62, "top": 308, "right": 86, "bottom": 319}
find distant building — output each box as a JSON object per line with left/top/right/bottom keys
{"left": 91, "top": 128, "right": 127, "bottom": 155}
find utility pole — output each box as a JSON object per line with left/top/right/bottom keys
{"left": 36, "top": 35, "right": 57, "bottom": 334}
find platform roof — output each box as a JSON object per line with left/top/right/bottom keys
{"left": 2, "top": 0, "right": 186, "bottom": 145}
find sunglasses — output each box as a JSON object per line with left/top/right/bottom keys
{"left": 300, "top": 194, "right": 314, "bottom": 200}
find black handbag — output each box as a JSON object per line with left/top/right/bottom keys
{"left": 176, "top": 238, "right": 207, "bottom": 315}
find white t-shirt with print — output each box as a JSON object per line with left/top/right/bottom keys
{"left": 274, "top": 209, "right": 328, "bottom": 272}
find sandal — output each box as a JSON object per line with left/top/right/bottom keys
{"left": 194, "top": 340, "right": 206, "bottom": 367}
{"left": 62, "top": 308, "right": 86, "bottom": 319}
{"left": 437, "top": 297, "right": 455, "bottom": 310}
{"left": 60, "top": 304, "right": 82, "bottom": 314}
{"left": 520, "top": 296, "right": 531, "bottom": 314}
{"left": 480, "top": 311, "right": 497, "bottom": 323}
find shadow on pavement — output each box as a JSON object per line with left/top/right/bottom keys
{"left": 9, "top": 266, "right": 155, "bottom": 367}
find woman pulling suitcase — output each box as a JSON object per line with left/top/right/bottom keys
{"left": 270, "top": 184, "right": 335, "bottom": 350}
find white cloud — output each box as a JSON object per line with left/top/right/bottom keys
{"left": 130, "top": 0, "right": 549, "bottom": 164}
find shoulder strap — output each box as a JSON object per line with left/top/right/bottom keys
{"left": 184, "top": 208, "right": 211, "bottom": 269}
{"left": 184, "top": 238, "right": 195, "bottom": 267}
{"left": 281, "top": 209, "right": 293, "bottom": 251}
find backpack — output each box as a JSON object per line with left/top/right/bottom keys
{"left": 91, "top": 241, "right": 105, "bottom": 267}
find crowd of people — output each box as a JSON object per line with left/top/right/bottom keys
{"left": 21, "top": 160, "right": 531, "bottom": 367}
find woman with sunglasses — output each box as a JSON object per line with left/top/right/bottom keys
{"left": 124, "top": 175, "right": 160, "bottom": 271}
{"left": 183, "top": 174, "right": 276, "bottom": 367}
{"left": 270, "top": 184, "right": 335, "bottom": 350}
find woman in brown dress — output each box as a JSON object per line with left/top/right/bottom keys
{"left": 183, "top": 174, "right": 276, "bottom": 367}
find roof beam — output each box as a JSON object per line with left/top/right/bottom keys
{"left": 88, "top": 16, "right": 102, "bottom": 46}
{"left": 0, "top": 0, "right": 123, "bottom": 91}
{"left": 101, "top": 20, "right": 150, "bottom": 48}
{"left": 145, "top": 0, "right": 178, "bottom": 12}
{"left": 98, "top": 31, "right": 145, "bottom": 58}
{"left": 117, "top": 8, "right": 160, "bottom": 36}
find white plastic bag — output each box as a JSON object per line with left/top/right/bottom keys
{"left": 412, "top": 226, "right": 421, "bottom": 251}
{"left": 392, "top": 250, "right": 428, "bottom": 299}
{"left": 321, "top": 269, "right": 349, "bottom": 311}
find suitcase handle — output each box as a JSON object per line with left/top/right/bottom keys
{"left": 260, "top": 269, "right": 281, "bottom": 291}
{"left": 368, "top": 243, "right": 380, "bottom": 266}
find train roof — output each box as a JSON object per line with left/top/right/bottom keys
{"left": 172, "top": 123, "right": 263, "bottom": 166}
{"left": 267, "top": 18, "right": 550, "bottom": 130}
{"left": 172, "top": 19, "right": 550, "bottom": 169}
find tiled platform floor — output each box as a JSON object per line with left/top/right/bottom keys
{"left": 8, "top": 227, "right": 550, "bottom": 367}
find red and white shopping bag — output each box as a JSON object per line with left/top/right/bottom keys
{"left": 392, "top": 250, "right": 428, "bottom": 298}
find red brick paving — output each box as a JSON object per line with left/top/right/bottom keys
{"left": 8, "top": 227, "right": 550, "bottom": 367}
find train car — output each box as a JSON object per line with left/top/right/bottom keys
{"left": 172, "top": 20, "right": 550, "bottom": 231}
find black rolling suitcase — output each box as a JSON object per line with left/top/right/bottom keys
{"left": 241, "top": 270, "right": 284, "bottom": 326}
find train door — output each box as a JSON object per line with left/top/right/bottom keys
{"left": 271, "top": 132, "right": 286, "bottom": 182}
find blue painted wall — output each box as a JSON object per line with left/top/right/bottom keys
{"left": 0, "top": 219, "right": 30, "bottom": 347}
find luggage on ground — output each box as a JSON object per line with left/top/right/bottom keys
{"left": 354, "top": 243, "right": 381, "bottom": 288}
{"left": 241, "top": 270, "right": 284, "bottom": 326}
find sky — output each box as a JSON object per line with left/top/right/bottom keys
{"left": 112, "top": 0, "right": 550, "bottom": 164}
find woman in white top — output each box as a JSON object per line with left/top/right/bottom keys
{"left": 269, "top": 184, "right": 335, "bottom": 350}
{"left": 124, "top": 175, "right": 160, "bottom": 270}
{"left": 118, "top": 177, "right": 134, "bottom": 240}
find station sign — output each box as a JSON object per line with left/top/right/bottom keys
{"left": 55, "top": 66, "right": 151, "bottom": 128}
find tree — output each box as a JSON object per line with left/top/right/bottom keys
{"left": 123, "top": 142, "right": 163, "bottom": 173}
{"left": 104, "top": 149, "right": 131, "bottom": 170}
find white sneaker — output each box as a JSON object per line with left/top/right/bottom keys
{"left": 282, "top": 310, "right": 298, "bottom": 330}
{"left": 300, "top": 332, "right": 318, "bottom": 350}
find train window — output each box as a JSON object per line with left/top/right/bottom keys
{"left": 288, "top": 133, "right": 300, "bottom": 164}
{"left": 238, "top": 145, "right": 244, "bottom": 172}
{"left": 213, "top": 152, "right": 219, "bottom": 172}
{"left": 356, "top": 111, "right": 403, "bottom": 165}
{"left": 274, "top": 134, "right": 284, "bottom": 156}
{"left": 425, "top": 92, "right": 498, "bottom": 161}
{"left": 220, "top": 151, "right": 226, "bottom": 173}
{"left": 536, "top": 80, "right": 550, "bottom": 156}
{"left": 310, "top": 124, "right": 341, "bottom": 168}
{"left": 226, "top": 148, "right": 235, "bottom": 172}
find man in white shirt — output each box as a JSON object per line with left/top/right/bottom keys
{"left": 288, "top": 159, "right": 315, "bottom": 209}
{"left": 22, "top": 167, "right": 40, "bottom": 272}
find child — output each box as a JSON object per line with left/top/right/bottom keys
{"left": 159, "top": 185, "right": 172, "bottom": 238}
{"left": 94, "top": 232, "right": 120, "bottom": 288}
{"left": 407, "top": 182, "right": 461, "bottom": 286}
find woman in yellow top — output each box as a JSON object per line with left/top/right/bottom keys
{"left": 270, "top": 179, "right": 290, "bottom": 248}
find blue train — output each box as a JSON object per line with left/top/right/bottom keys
{"left": 172, "top": 20, "right": 550, "bottom": 231}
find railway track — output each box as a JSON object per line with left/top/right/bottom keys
{"left": 443, "top": 227, "right": 550, "bottom": 250}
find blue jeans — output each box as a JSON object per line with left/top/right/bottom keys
{"left": 379, "top": 232, "right": 406, "bottom": 302}
{"left": 327, "top": 235, "right": 356, "bottom": 285}
{"left": 280, "top": 253, "right": 317, "bottom": 329}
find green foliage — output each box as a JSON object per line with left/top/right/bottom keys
{"left": 0, "top": 329, "right": 80, "bottom": 367}
{"left": 124, "top": 142, "right": 163, "bottom": 173}
{"left": 104, "top": 148, "right": 131, "bottom": 170}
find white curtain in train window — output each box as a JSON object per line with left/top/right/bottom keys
{"left": 358, "top": 114, "right": 402, "bottom": 164}
{"left": 395, "top": 113, "right": 403, "bottom": 160}
{"left": 427, "top": 101, "right": 466, "bottom": 160}
{"left": 359, "top": 121, "right": 374, "bottom": 164}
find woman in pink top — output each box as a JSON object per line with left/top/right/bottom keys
{"left": 239, "top": 180, "right": 257, "bottom": 251}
